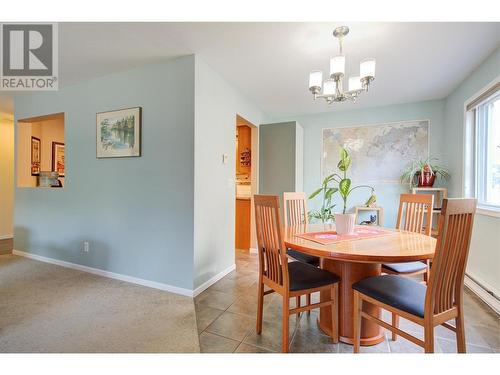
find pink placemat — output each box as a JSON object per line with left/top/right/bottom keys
{"left": 295, "top": 226, "right": 393, "bottom": 245}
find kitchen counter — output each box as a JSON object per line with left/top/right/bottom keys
{"left": 236, "top": 196, "right": 251, "bottom": 201}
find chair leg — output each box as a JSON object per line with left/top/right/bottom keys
{"left": 282, "top": 296, "right": 290, "bottom": 353}
{"left": 424, "top": 321, "right": 435, "bottom": 353}
{"left": 391, "top": 313, "right": 399, "bottom": 341}
{"left": 331, "top": 284, "right": 339, "bottom": 343}
{"left": 353, "top": 291, "right": 361, "bottom": 353}
{"left": 306, "top": 294, "right": 311, "bottom": 316}
{"left": 456, "top": 302, "right": 466, "bottom": 353}
{"left": 256, "top": 281, "right": 264, "bottom": 334}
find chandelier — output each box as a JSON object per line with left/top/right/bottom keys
{"left": 308, "top": 26, "right": 376, "bottom": 104}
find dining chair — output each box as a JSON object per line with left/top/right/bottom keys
{"left": 283, "top": 192, "right": 321, "bottom": 314}
{"left": 382, "top": 193, "right": 434, "bottom": 283}
{"left": 352, "top": 198, "right": 477, "bottom": 353}
{"left": 283, "top": 192, "right": 320, "bottom": 266}
{"left": 254, "top": 195, "right": 340, "bottom": 352}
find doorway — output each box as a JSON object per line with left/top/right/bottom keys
{"left": 235, "top": 115, "right": 258, "bottom": 252}
{"left": 0, "top": 113, "right": 14, "bottom": 254}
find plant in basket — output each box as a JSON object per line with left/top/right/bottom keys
{"left": 400, "top": 157, "right": 450, "bottom": 188}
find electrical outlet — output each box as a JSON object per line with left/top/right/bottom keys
{"left": 83, "top": 241, "right": 90, "bottom": 253}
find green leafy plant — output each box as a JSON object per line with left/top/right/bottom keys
{"left": 308, "top": 147, "right": 375, "bottom": 222}
{"left": 400, "top": 157, "right": 450, "bottom": 188}
{"left": 308, "top": 175, "right": 338, "bottom": 223}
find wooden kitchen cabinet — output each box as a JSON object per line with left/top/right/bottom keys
{"left": 235, "top": 198, "right": 251, "bottom": 250}
{"left": 236, "top": 125, "right": 251, "bottom": 176}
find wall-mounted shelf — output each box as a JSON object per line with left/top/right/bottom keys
{"left": 354, "top": 206, "right": 384, "bottom": 226}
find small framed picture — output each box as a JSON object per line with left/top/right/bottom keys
{"left": 96, "top": 107, "right": 142, "bottom": 158}
{"left": 52, "top": 142, "right": 65, "bottom": 177}
{"left": 31, "top": 136, "right": 41, "bottom": 176}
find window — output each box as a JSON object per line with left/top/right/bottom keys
{"left": 465, "top": 81, "right": 500, "bottom": 213}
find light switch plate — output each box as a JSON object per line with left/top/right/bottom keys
{"left": 222, "top": 154, "right": 228, "bottom": 165}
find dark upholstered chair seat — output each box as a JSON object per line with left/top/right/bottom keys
{"left": 352, "top": 275, "right": 426, "bottom": 317}
{"left": 288, "top": 261, "right": 340, "bottom": 291}
{"left": 287, "top": 249, "right": 320, "bottom": 267}
{"left": 382, "top": 261, "right": 427, "bottom": 274}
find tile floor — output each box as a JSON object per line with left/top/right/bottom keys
{"left": 195, "top": 249, "right": 500, "bottom": 353}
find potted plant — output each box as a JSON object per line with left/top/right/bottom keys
{"left": 308, "top": 176, "right": 337, "bottom": 224}
{"left": 309, "top": 148, "right": 375, "bottom": 234}
{"left": 400, "top": 157, "right": 450, "bottom": 188}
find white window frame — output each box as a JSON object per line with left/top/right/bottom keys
{"left": 463, "top": 76, "right": 500, "bottom": 218}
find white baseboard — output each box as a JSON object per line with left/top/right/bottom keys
{"left": 0, "top": 234, "right": 13, "bottom": 240}
{"left": 249, "top": 247, "right": 258, "bottom": 254}
{"left": 464, "top": 274, "right": 500, "bottom": 315}
{"left": 12, "top": 250, "right": 194, "bottom": 298}
{"left": 193, "top": 264, "right": 236, "bottom": 297}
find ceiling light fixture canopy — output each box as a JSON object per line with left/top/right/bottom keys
{"left": 308, "top": 26, "right": 376, "bottom": 104}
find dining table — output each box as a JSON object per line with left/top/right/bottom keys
{"left": 284, "top": 223, "right": 436, "bottom": 346}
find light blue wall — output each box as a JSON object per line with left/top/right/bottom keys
{"left": 443, "top": 48, "right": 500, "bottom": 294}
{"left": 270, "top": 100, "right": 446, "bottom": 227}
{"left": 14, "top": 56, "right": 196, "bottom": 290}
{"left": 193, "top": 56, "right": 266, "bottom": 290}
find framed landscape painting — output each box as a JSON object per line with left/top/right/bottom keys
{"left": 52, "top": 142, "right": 65, "bottom": 177}
{"left": 31, "top": 136, "right": 41, "bottom": 176}
{"left": 96, "top": 107, "right": 142, "bottom": 158}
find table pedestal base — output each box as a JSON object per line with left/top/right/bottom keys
{"left": 318, "top": 259, "right": 384, "bottom": 346}
{"left": 317, "top": 318, "right": 385, "bottom": 346}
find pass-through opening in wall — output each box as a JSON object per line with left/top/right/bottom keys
{"left": 16, "top": 112, "right": 66, "bottom": 188}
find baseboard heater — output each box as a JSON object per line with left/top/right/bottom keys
{"left": 464, "top": 272, "right": 500, "bottom": 315}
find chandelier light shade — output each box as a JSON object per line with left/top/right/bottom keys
{"left": 348, "top": 75, "right": 362, "bottom": 92}
{"left": 308, "top": 26, "right": 376, "bottom": 104}
{"left": 323, "top": 79, "right": 336, "bottom": 96}
{"left": 360, "top": 57, "right": 376, "bottom": 91}
{"left": 330, "top": 55, "right": 345, "bottom": 76}
{"left": 308, "top": 70, "right": 323, "bottom": 93}
{"left": 360, "top": 58, "right": 376, "bottom": 78}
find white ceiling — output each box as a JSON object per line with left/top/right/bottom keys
{"left": 1, "top": 22, "right": 499, "bottom": 118}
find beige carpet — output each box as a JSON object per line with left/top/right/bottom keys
{"left": 0, "top": 254, "right": 200, "bottom": 353}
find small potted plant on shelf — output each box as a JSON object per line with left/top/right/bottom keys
{"left": 400, "top": 157, "right": 450, "bottom": 188}
{"left": 309, "top": 147, "right": 375, "bottom": 234}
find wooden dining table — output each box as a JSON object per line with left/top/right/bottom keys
{"left": 284, "top": 223, "right": 436, "bottom": 346}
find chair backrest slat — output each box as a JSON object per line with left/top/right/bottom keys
{"left": 396, "top": 194, "right": 434, "bottom": 236}
{"left": 254, "top": 195, "right": 289, "bottom": 287}
{"left": 283, "top": 192, "right": 309, "bottom": 227}
{"left": 425, "top": 198, "right": 476, "bottom": 315}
